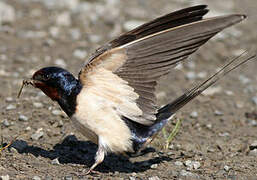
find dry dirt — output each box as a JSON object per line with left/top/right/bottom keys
{"left": 1, "top": 0, "right": 257, "bottom": 179}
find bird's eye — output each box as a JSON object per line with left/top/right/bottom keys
{"left": 43, "top": 74, "right": 50, "bottom": 81}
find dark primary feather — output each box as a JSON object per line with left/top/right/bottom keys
{"left": 86, "top": 5, "right": 209, "bottom": 63}
{"left": 114, "top": 14, "right": 246, "bottom": 125}
{"left": 79, "top": 5, "right": 246, "bottom": 126}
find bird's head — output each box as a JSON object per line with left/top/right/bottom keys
{"left": 19, "top": 67, "right": 81, "bottom": 101}
{"left": 18, "top": 67, "right": 82, "bottom": 116}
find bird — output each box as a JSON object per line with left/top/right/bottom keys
{"left": 18, "top": 5, "right": 254, "bottom": 174}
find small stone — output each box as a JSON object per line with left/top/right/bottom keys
{"left": 197, "top": 72, "right": 207, "bottom": 79}
{"left": 64, "top": 175, "right": 72, "bottom": 180}
{"left": 225, "top": 90, "right": 234, "bottom": 96}
{"left": 49, "top": 26, "right": 60, "bottom": 38}
{"left": 0, "top": 175, "right": 10, "bottom": 180}
{"left": 2, "top": 119, "right": 10, "bottom": 127}
{"left": 123, "top": 20, "right": 145, "bottom": 31}
{"left": 192, "top": 161, "right": 201, "bottom": 169}
{"left": 214, "top": 110, "right": 223, "bottom": 116}
{"left": 25, "top": 126, "right": 31, "bottom": 131}
{"left": 89, "top": 35, "right": 102, "bottom": 43}
{"left": 190, "top": 111, "right": 198, "bottom": 118}
{"left": 247, "top": 120, "right": 257, "bottom": 127}
{"left": 69, "top": 28, "right": 81, "bottom": 40}
{"left": 148, "top": 176, "right": 160, "bottom": 180}
{"left": 31, "top": 128, "right": 44, "bottom": 141}
{"left": 249, "top": 140, "right": 257, "bottom": 150}
{"left": 224, "top": 165, "right": 231, "bottom": 172}
{"left": 55, "top": 58, "right": 67, "bottom": 68}
{"left": 73, "top": 49, "right": 87, "bottom": 59}
{"left": 235, "top": 101, "right": 244, "bottom": 108}
{"left": 249, "top": 149, "right": 257, "bottom": 156}
{"left": 202, "top": 86, "right": 222, "bottom": 96}
{"left": 252, "top": 96, "right": 257, "bottom": 106}
{"left": 185, "top": 160, "right": 193, "bottom": 170}
{"left": 180, "top": 170, "right": 198, "bottom": 178}
{"left": 206, "top": 123, "right": 212, "bottom": 129}
{"left": 186, "top": 71, "right": 196, "bottom": 80}
{"left": 52, "top": 110, "right": 63, "bottom": 116}
{"left": 150, "top": 164, "right": 158, "bottom": 169}
{"left": 219, "top": 132, "right": 230, "bottom": 137}
{"left": 239, "top": 75, "right": 251, "bottom": 84}
{"left": 6, "top": 104, "right": 16, "bottom": 110}
{"left": 0, "top": 2, "right": 15, "bottom": 24}
{"left": 129, "top": 177, "right": 136, "bottom": 180}
{"left": 32, "top": 176, "right": 41, "bottom": 180}
{"left": 33, "top": 102, "right": 44, "bottom": 108}
{"left": 56, "top": 12, "right": 71, "bottom": 26}
{"left": 5, "top": 97, "right": 13, "bottom": 102}
{"left": 51, "top": 158, "right": 60, "bottom": 165}
{"left": 186, "top": 61, "right": 195, "bottom": 69}
{"left": 18, "top": 115, "right": 29, "bottom": 121}
{"left": 175, "top": 161, "right": 183, "bottom": 166}
{"left": 44, "top": 176, "right": 52, "bottom": 180}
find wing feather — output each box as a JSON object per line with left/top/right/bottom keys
{"left": 79, "top": 6, "right": 245, "bottom": 125}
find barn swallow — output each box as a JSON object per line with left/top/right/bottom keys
{"left": 18, "top": 5, "right": 255, "bottom": 174}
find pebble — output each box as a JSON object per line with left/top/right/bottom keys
{"left": 0, "top": 175, "right": 10, "bottom": 180}
{"left": 52, "top": 110, "right": 63, "bottom": 116}
{"left": 56, "top": 12, "right": 71, "bottom": 26}
{"left": 148, "top": 176, "right": 160, "bottom": 180}
{"left": 32, "top": 176, "right": 41, "bottom": 180}
{"left": 202, "top": 86, "right": 222, "bottom": 96}
{"left": 6, "top": 104, "right": 16, "bottom": 110}
{"left": 247, "top": 119, "right": 257, "bottom": 127}
{"left": 123, "top": 20, "right": 145, "bottom": 31}
{"left": 186, "top": 71, "right": 196, "bottom": 80}
{"left": 197, "top": 71, "right": 207, "bottom": 79}
{"left": 174, "top": 161, "right": 183, "bottom": 166}
{"left": 51, "top": 158, "right": 60, "bottom": 165}
{"left": 190, "top": 111, "right": 198, "bottom": 118}
{"left": 64, "top": 175, "right": 73, "bottom": 180}
{"left": 2, "top": 119, "right": 10, "bottom": 127}
{"left": 33, "top": 102, "right": 44, "bottom": 108}
{"left": 251, "top": 96, "right": 257, "bottom": 106}
{"left": 73, "top": 49, "right": 87, "bottom": 59}
{"left": 25, "top": 126, "right": 31, "bottom": 131}
{"left": 54, "top": 58, "right": 67, "bottom": 68}
{"left": 49, "top": 26, "right": 60, "bottom": 38}
{"left": 249, "top": 140, "right": 257, "bottom": 150}
{"left": 5, "top": 97, "right": 13, "bottom": 102}
{"left": 180, "top": 170, "right": 199, "bottom": 178}
{"left": 41, "top": 0, "right": 79, "bottom": 11}
{"left": 0, "top": 2, "right": 15, "bottom": 24}
{"left": 249, "top": 149, "right": 257, "bottom": 156}
{"left": 224, "top": 165, "right": 231, "bottom": 172}
{"left": 238, "top": 75, "right": 251, "bottom": 84}
{"left": 219, "top": 132, "right": 230, "bottom": 137}
{"left": 31, "top": 128, "right": 44, "bottom": 141}
{"left": 89, "top": 35, "right": 102, "bottom": 43}
{"left": 69, "top": 28, "right": 81, "bottom": 40}
{"left": 214, "top": 110, "right": 223, "bottom": 116}
{"left": 150, "top": 164, "right": 158, "bottom": 169}
{"left": 185, "top": 160, "right": 201, "bottom": 170}
{"left": 18, "top": 115, "right": 29, "bottom": 121}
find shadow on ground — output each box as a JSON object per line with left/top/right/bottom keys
{"left": 9, "top": 135, "right": 172, "bottom": 173}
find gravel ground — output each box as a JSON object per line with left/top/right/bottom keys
{"left": 1, "top": 0, "right": 257, "bottom": 179}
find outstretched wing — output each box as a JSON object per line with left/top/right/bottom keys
{"left": 79, "top": 5, "right": 246, "bottom": 126}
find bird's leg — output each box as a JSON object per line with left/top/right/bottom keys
{"left": 85, "top": 144, "right": 105, "bottom": 175}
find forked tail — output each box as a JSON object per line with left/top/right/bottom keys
{"left": 150, "top": 51, "right": 256, "bottom": 139}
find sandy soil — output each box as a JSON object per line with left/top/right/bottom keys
{"left": 1, "top": 0, "right": 257, "bottom": 179}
